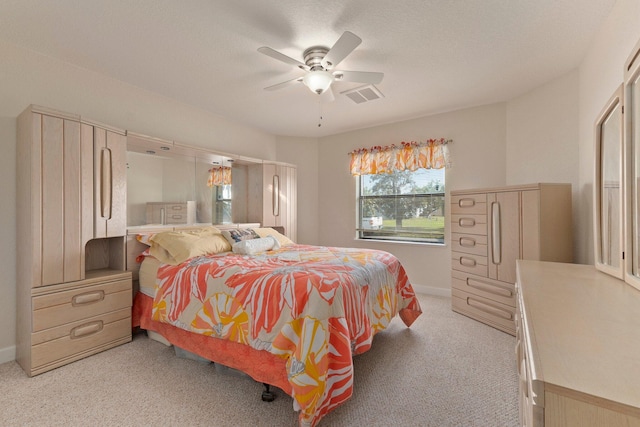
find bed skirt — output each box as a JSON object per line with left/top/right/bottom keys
{"left": 132, "top": 292, "right": 292, "bottom": 395}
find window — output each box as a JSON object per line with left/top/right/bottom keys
{"left": 358, "top": 168, "right": 445, "bottom": 244}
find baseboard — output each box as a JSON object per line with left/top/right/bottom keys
{"left": 412, "top": 284, "right": 451, "bottom": 297}
{"left": 0, "top": 345, "right": 16, "bottom": 365}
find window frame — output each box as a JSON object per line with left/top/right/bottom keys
{"left": 356, "top": 168, "right": 446, "bottom": 245}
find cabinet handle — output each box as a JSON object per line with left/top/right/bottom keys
{"left": 491, "top": 202, "right": 501, "bottom": 264}
{"left": 100, "top": 148, "right": 112, "bottom": 220}
{"left": 459, "top": 256, "right": 477, "bottom": 267}
{"left": 459, "top": 237, "right": 476, "bottom": 247}
{"left": 72, "top": 290, "right": 105, "bottom": 306}
{"left": 458, "top": 198, "right": 476, "bottom": 208}
{"left": 71, "top": 320, "right": 104, "bottom": 339}
{"left": 467, "top": 278, "right": 513, "bottom": 297}
{"left": 458, "top": 218, "right": 476, "bottom": 227}
{"left": 273, "top": 174, "right": 280, "bottom": 217}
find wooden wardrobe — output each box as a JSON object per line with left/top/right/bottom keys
{"left": 450, "top": 183, "right": 573, "bottom": 335}
{"left": 16, "top": 105, "right": 132, "bottom": 376}
{"left": 247, "top": 162, "right": 297, "bottom": 242}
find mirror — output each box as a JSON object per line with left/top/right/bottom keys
{"left": 594, "top": 86, "right": 623, "bottom": 278}
{"left": 628, "top": 62, "right": 640, "bottom": 284}
{"left": 125, "top": 133, "right": 253, "bottom": 227}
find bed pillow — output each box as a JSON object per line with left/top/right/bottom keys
{"left": 253, "top": 227, "right": 295, "bottom": 246}
{"left": 136, "top": 233, "right": 155, "bottom": 246}
{"left": 232, "top": 236, "right": 280, "bottom": 255}
{"left": 149, "top": 226, "right": 231, "bottom": 265}
{"left": 221, "top": 228, "right": 260, "bottom": 246}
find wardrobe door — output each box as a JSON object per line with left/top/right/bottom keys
{"left": 40, "top": 115, "right": 90, "bottom": 286}
{"left": 93, "top": 127, "right": 127, "bottom": 238}
{"left": 261, "top": 163, "right": 278, "bottom": 227}
{"left": 488, "top": 191, "right": 521, "bottom": 284}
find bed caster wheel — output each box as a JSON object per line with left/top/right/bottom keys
{"left": 261, "top": 390, "right": 275, "bottom": 402}
{"left": 262, "top": 383, "right": 276, "bottom": 402}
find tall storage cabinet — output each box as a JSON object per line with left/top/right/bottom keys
{"left": 248, "top": 162, "right": 297, "bottom": 242}
{"left": 450, "top": 183, "right": 572, "bottom": 335}
{"left": 16, "top": 106, "right": 132, "bottom": 376}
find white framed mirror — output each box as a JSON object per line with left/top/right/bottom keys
{"left": 624, "top": 38, "right": 640, "bottom": 290}
{"left": 594, "top": 85, "right": 624, "bottom": 279}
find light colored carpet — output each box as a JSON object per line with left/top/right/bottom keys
{"left": 0, "top": 295, "right": 518, "bottom": 426}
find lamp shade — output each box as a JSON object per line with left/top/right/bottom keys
{"left": 302, "top": 70, "right": 334, "bottom": 94}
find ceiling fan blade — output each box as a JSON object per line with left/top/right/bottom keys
{"left": 321, "top": 31, "right": 362, "bottom": 70}
{"left": 333, "top": 70, "right": 384, "bottom": 84}
{"left": 264, "top": 76, "right": 304, "bottom": 91}
{"left": 258, "top": 46, "right": 310, "bottom": 71}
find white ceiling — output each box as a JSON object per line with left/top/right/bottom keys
{"left": 0, "top": 0, "right": 616, "bottom": 138}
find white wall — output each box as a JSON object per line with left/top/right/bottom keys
{"left": 0, "top": 40, "right": 277, "bottom": 361}
{"left": 505, "top": 69, "right": 580, "bottom": 260}
{"left": 317, "top": 104, "right": 507, "bottom": 294}
{"left": 506, "top": 70, "right": 579, "bottom": 187}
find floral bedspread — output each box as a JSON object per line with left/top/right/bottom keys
{"left": 151, "top": 244, "right": 422, "bottom": 426}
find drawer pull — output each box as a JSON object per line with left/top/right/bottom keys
{"left": 170, "top": 206, "right": 183, "bottom": 210}
{"left": 459, "top": 257, "right": 476, "bottom": 267}
{"left": 467, "top": 297, "right": 513, "bottom": 320}
{"left": 458, "top": 198, "right": 476, "bottom": 208}
{"left": 459, "top": 237, "right": 476, "bottom": 247}
{"left": 467, "top": 278, "right": 513, "bottom": 297}
{"left": 72, "top": 290, "right": 105, "bottom": 306}
{"left": 170, "top": 215, "right": 183, "bottom": 219}
{"left": 458, "top": 218, "right": 476, "bottom": 227}
{"left": 71, "top": 320, "right": 104, "bottom": 339}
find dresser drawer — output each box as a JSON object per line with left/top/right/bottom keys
{"left": 31, "top": 308, "right": 131, "bottom": 371}
{"left": 452, "top": 251, "right": 488, "bottom": 276}
{"left": 451, "top": 214, "right": 487, "bottom": 235}
{"left": 165, "top": 213, "right": 187, "bottom": 224}
{"left": 451, "top": 193, "right": 487, "bottom": 214}
{"left": 451, "top": 233, "right": 487, "bottom": 256}
{"left": 452, "top": 288, "right": 515, "bottom": 335}
{"left": 452, "top": 270, "right": 515, "bottom": 307}
{"left": 32, "top": 278, "right": 131, "bottom": 332}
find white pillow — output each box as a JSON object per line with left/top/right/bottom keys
{"left": 232, "top": 236, "right": 280, "bottom": 255}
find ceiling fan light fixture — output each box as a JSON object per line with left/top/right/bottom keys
{"left": 303, "top": 70, "right": 334, "bottom": 94}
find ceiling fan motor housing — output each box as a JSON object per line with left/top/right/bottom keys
{"left": 303, "top": 46, "right": 330, "bottom": 70}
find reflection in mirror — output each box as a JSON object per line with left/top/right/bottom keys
{"left": 594, "top": 87, "right": 623, "bottom": 278}
{"left": 126, "top": 151, "right": 196, "bottom": 226}
{"left": 126, "top": 144, "right": 252, "bottom": 227}
{"left": 213, "top": 185, "right": 233, "bottom": 224}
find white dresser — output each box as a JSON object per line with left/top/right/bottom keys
{"left": 516, "top": 260, "right": 640, "bottom": 426}
{"left": 451, "top": 183, "right": 573, "bottom": 335}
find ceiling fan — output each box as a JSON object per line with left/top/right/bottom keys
{"left": 258, "top": 31, "right": 383, "bottom": 98}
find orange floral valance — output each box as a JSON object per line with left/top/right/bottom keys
{"left": 348, "top": 139, "right": 451, "bottom": 176}
{"left": 207, "top": 166, "right": 232, "bottom": 187}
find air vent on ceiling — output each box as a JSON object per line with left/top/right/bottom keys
{"left": 341, "top": 84, "right": 384, "bottom": 104}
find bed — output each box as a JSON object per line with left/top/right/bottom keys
{"left": 130, "top": 226, "right": 422, "bottom": 427}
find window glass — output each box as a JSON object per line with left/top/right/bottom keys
{"left": 358, "top": 168, "right": 445, "bottom": 243}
